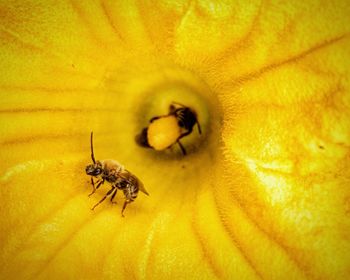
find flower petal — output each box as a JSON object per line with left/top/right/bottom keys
{"left": 1, "top": 0, "right": 350, "bottom": 279}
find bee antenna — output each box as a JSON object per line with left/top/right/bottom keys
{"left": 90, "top": 131, "right": 96, "bottom": 164}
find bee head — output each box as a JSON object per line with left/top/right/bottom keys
{"left": 85, "top": 161, "right": 103, "bottom": 176}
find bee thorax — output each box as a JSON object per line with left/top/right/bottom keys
{"left": 101, "top": 159, "right": 124, "bottom": 172}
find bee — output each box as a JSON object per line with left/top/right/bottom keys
{"left": 85, "top": 132, "right": 149, "bottom": 217}
{"left": 135, "top": 102, "right": 201, "bottom": 155}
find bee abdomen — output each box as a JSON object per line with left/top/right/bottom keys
{"left": 123, "top": 183, "right": 139, "bottom": 202}
{"left": 177, "top": 110, "right": 186, "bottom": 126}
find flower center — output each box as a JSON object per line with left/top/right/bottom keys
{"left": 134, "top": 71, "right": 219, "bottom": 157}
{"left": 102, "top": 60, "right": 221, "bottom": 162}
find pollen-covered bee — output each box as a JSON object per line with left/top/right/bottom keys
{"left": 85, "top": 132, "right": 149, "bottom": 217}
{"left": 135, "top": 102, "right": 201, "bottom": 155}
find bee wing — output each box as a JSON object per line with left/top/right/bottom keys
{"left": 120, "top": 171, "right": 149, "bottom": 196}
{"left": 137, "top": 181, "right": 149, "bottom": 196}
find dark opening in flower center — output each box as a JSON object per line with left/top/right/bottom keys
{"left": 135, "top": 80, "right": 215, "bottom": 157}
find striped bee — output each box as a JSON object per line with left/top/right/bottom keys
{"left": 135, "top": 102, "right": 201, "bottom": 155}
{"left": 85, "top": 132, "right": 149, "bottom": 217}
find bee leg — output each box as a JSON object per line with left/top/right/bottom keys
{"left": 88, "top": 177, "right": 96, "bottom": 196}
{"left": 177, "top": 140, "right": 187, "bottom": 155}
{"left": 91, "top": 186, "right": 113, "bottom": 210}
{"left": 149, "top": 116, "right": 161, "bottom": 123}
{"left": 176, "top": 129, "right": 192, "bottom": 155}
{"left": 88, "top": 179, "right": 104, "bottom": 197}
{"left": 110, "top": 188, "right": 118, "bottom": 204}
{"left": 121, "top": 200, "right": 131, "bottom": 217}
{"left": 196, "top": 121, "right": 202, "bottom": 135}
{"left": 96, "top": 179, "right": 104, "bottom": 190}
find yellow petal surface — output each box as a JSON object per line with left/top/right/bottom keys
{"left": 0, "top": 1, "right": 350, "bottom": 280}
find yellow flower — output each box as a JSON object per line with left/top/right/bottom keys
{"left": 1, "top": 1, "right": 350, "bottom": 279}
